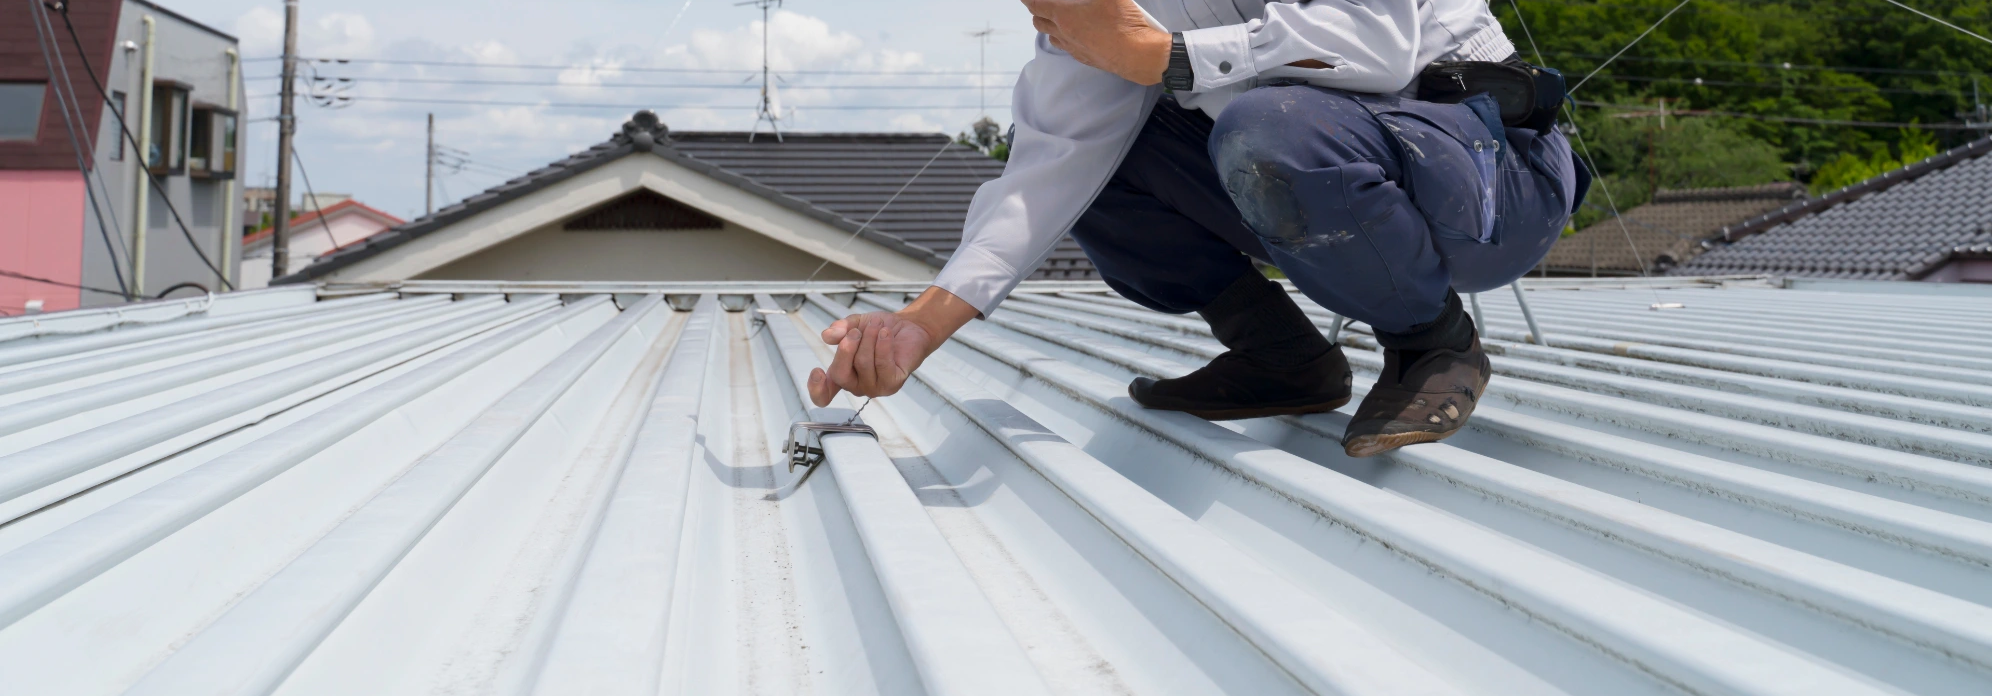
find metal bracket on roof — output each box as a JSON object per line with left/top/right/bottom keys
{"left": 747, "top": 307, "right": 786, "bottom": 338}
{"left": 783, "top": 421, "right": 877, "bottom": 473}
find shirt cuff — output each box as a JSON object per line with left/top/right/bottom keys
{"left": 1181, "top": 24, "right": 1256, "bottom": 92}
{"left": 930, "top": 246, "right": 1023, "bottom": 317}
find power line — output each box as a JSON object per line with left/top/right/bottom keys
{"left": 243, "top": 94, "right": 1011, "bottom": 110}
{"left": 261, "top": 56, "right": 1016, "bottom": 76}
{"left": 51, "top": 3, "right": 234, "bottom": 291}
{"left": 1575, "top": 100, "right": 1983, "bottom": 129}
{"left": 29, "top": 0, "right": 132, "bottom": 300}
{"left": 0, "top": 267, "right": 132, "bottom": 298}
{"left": 1538, "top": 51, "right": 1987, "bottom": 79}
{"left": 1600, "top": 73, "right": 1966, "bottom": 97}
{"left": 244, "top": 75, "right": 1014, "bottom": 90}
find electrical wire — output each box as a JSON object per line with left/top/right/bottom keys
{"left": 267, "top": 57, "right": 1015, "bottom": 77}
{"left": 52, "top": 3, "right": 235, "bottom": 291}
{"left": 1601, "top": 73, "right": 1964, "bottom": 97}
{"left": 0, "top": 268, "right": 132, "bottom": 298}
{"left": 1538, "top": 51, "right": 1986, "bottom": 79}
{"left": 28, "top": 0, "right": 131, "bottom": 300}
{"left": 243, "top": 94, "right": 1010, "bottom": 111}
{"left": 800, "top": 138, "right": 960, "bottom": 285}
{"left": 1574, "top": 100, "right": 1984, "bottom": 129}
{"left": 289, "top": 147, "right": 341, "bottom": 249}
{"left": 1568, "top": 0, "right": 1695, "bottom": 96}
{"left": 245, "top": 76, "right": 1014, "bottom": 91}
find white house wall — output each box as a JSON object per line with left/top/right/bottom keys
{"left": 319, "top": 156, "right": 939, "bottom": 283}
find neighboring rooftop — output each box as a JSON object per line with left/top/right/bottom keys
{"left": 1, "top": 277, "right": 1991, "bottom": 693}
{"left": 1542, "top": 182, "right": 1806, "bottom": 276}
{"left": 1677, "top": 135, "right": 1992, "bottom": 280}
{"left": 283, "top": 115, "right": 1099, "bottom": 284}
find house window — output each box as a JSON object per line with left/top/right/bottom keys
{"left": 0, "top": 82, "right": 46, "bottom": 142}
{"left": 108, "top": 91, "right": 125, "bottom": 160}
{"left": 147, "top": 82, "right": 190, "bottom": 174}
{"left": 188, "top": 107, "right": 237, "bottom": 178}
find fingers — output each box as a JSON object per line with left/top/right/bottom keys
{"left": 872, "top": 321, "right": 903, "bottom": 395}
{"left": 821, "top": 315, "right": 855, "bottom": 346}
{"left": 807, "top": 367, "right": 839, "bottom": 407}
{"left": 852, "top": 319, "right": 881, "bottom": 394}
{"left": 827, "top": 319, "right": 861, "bottom": 398}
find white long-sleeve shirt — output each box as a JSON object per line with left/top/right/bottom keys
{"left": 934, "top": 0, "right": 1517, "bottom": 315}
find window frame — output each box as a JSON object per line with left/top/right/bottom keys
{"left": 108, "top": 91, "right": 126, "bottom": 161}
{"left": 188, "top": 105, "right": 237, "bottom": 179}
{"left": 147, "top": 81, "right": 191, "bottom": 175}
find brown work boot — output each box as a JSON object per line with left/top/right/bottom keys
{"left": 1129, "top": 270, "right": 1352, "bottom": 421}
{"left": 1341, "top": 335, "right": 1492, "bottom": 457}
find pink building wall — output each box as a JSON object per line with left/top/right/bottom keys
{"left": 0, "top": 171, "right": 85, "bottom": 313}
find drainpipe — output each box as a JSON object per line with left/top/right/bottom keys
{"left": 130, "top": 15, "right": 156, "bottom": 297}
{"left": 221, "top": 47, "right": 240, "bottom": 289}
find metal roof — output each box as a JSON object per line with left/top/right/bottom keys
{"left": 283, "top": 114, "right": 1101, "bottom": 284}
{"left": 2, "top": 277, "right": 1991, "bottom": 695}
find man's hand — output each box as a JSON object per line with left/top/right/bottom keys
{"left": 1023, "top": 0, "right": 1171, "bottom": 85}
{"left": 808, "top": 287, "right": 980, "bottom": 408}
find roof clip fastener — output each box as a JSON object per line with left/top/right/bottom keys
{"left": 783, "top": 421, "right": 877, "bottom": 474}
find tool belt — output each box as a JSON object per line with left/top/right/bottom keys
{"left": 1416, "top": 56, "right": 1566, "bottom": 132}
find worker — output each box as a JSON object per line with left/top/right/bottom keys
{"left": 808, "top": 0, "right": 1588, "bottom": 458}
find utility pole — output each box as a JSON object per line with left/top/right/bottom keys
{"left": 738, "top": 0, "right": 783, "bottom": 142}
{"left": 425, "top": 113, "right": 434, "bottom": 215}
{"left": 272, "top": 0, "right": 300, "bottom": 278}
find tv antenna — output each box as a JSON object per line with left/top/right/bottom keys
{"left": 965, "top": 23, "right": 1012, "bottom": 117}
{"left": 737, "top": 0, "right": 785, "bottom": 142}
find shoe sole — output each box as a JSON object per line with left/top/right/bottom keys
{"left": 1342, "top": 428, "right": 1459, "bottom": 458}
{"left": 1182, "top": 395, "right": 1352, "bottom": 421}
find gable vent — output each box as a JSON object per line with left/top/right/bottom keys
{"left": 564, "top": 189, "right": 724, "bottom": 231}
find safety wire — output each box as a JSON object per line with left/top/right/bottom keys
{"left": 798, "top": 137, "right": 962, "bottom": 286}
{"left": 1508, "top": 0, "right": 1676, "bottom": 309}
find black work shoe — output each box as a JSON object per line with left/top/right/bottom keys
{"left": 1131, "top": 347, "right": 1353, "bottom": 420}
{"left": 1126, "top": 270, "right": 1352, "bottom": 421}
{"left": 1340, "top": 336, "right": 1492, "bottom": 457}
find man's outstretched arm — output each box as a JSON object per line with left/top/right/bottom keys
{"left": 807, "top": 286, "right": 981, "bottom": 407}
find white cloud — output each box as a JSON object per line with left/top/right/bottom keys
{"left": 234, "top": 8, "right": 376, "bottom": 58}
{"left": 681, "top": 10, "right": 866, "bottom": 71}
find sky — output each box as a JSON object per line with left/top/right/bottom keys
{"left": 160, "top": 0, "right": 1042, "bottom": 220}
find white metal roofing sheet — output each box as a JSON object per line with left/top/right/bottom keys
{"left": 1, "top": 278, "right": 1990, "bottom": 695}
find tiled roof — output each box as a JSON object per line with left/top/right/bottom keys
{"left": 1677, "top": 136, "right": 1992, "bottom": 280}
{"left": 241, "top": 199, "right": 405, "bottom": 247}
{"left": 4, "top": 277, "right": 1992, "bottom": 693}
{"left": 1542, "top": 183, "right": 1807, "bottom": 275}
{"left": 281, "top": 112, "right": 1099, "bottom": 284}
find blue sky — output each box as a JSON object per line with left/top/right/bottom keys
{"left": 161, "top": 0, "right": 1040, "bottom": 219}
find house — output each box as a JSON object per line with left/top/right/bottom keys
{"left": 237, "top": 199, "right": 403, "bottom": 289}
{"left": 0, "top": 276, "right": 1989, "bottom": 693}
{"left": 1677, "top": 135, "right": 1992, "bottom": 282}
{"left": 278, "top": 111, "right": 1099, "bottom": 285}
{"left": 1539, "top": 182, "right": 1807, "bottom": 276}
{"left": 0, "top": 0, "right": 247, "bottom": 312}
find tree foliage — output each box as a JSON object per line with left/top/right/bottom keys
{"left": 1497, "top": 0, "right": 1992, "bottom": 217}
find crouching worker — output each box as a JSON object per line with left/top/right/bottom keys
{"left": 807, "top": 0, "right": 1588, "bottom": 457}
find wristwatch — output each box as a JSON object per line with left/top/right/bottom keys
{"left": 1162, "top": 32, "right": 1194, "bottom": 91}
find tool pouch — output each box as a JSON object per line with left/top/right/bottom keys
{"left": 1416, "top": 57, "right": 1566, "bottom": 132}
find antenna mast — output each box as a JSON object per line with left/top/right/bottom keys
{"left": 738, "top": 0, "right": 785, "bottom": 142}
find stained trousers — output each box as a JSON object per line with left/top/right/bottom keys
{"left": 1066, "top": 84, "right": 1581, "bottom": 334}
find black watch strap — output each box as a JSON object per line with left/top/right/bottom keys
{"left": 1163, "top": 32, "right": 1194, "bottom": 91}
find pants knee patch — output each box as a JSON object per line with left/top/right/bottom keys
{"left": 1214, "top": 129, "right": 1310, "bottom": 243}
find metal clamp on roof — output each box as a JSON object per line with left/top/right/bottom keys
{"left": 783, "top": 421, "right": 877, "bottom": 473}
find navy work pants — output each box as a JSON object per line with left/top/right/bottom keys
{"left": 1067, "top": 84, "right": 1580, "bottom": 334}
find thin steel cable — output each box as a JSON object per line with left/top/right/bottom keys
{"left": 1507, "top": 0, "right": 1546, "bottom": 64}
{"left": 799, "top": 138, "right": 960, "bottom": 285}
{"left": 29, "top": 0, "right": 130, "bottom": 300}
{"left": 53, "top": 4, "right": 235, "bottom": 291}
{"left": 1568, "top": 0, "right": 1693, "bottom": 96}
{"left": 1878, "top": 0, "right": 1992, "bottom": 46}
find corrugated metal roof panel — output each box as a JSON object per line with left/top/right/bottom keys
{"left": 2, "top": 279, "right": 1991, "bottom": 694}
